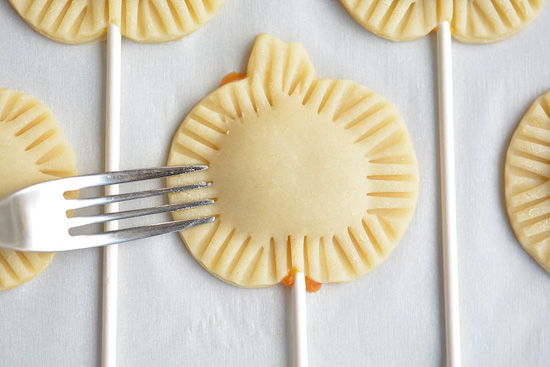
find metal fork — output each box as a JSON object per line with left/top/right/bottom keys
{"left": 0, "top": 165, "right": 214, "bottom": 252}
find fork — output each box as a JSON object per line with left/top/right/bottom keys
{"left": 0, "top": 165, "right": 214, "bottom": 252}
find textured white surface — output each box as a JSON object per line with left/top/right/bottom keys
{"left": 0, "top": 1, "right": 549, "bottom": 366}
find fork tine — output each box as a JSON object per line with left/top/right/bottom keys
{"left": 59, "top": 165, "right": 208, "bottom": 191}
{"left": 70, "top": 182, "right": 211, "bottom": 209}
{"left": 72, "top": 217, "right": 216, "bottom": 249}
{"left": 69, "top": 200, "right": 214, "bottom": 228}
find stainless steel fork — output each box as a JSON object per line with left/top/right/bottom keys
{"left": 0, "top": 165, "right": 214, "bottom": 252}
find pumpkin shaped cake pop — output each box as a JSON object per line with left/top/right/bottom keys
{"left": 339, "top": 0, "right": 546, "bottom": 43}
{"left": 167, "top": 34, "right": 419, "bottom": 288}
{"left": 8, "top": 0, "right": 226, "bottom": 44}
{"left": 0, "top": 88, "right": 77, "bottom": 290}
{"left": 505, "top": 91, "right": 550, "bottom": 272}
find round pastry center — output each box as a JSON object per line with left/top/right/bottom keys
{"left": 210, "top": 101, "right": 368, "bottom": 238}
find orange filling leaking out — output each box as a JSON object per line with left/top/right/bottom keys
{"left": 220, "top": 72, "right": 247, "bottom": 87}
{"left": 283, "top": 268, "right": 322, "bottom": 293}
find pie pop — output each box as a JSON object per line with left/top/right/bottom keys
{"left": 340, "top": 0, "right": 546, "bottom": 43}
{"left": 7, "top": 1, "right": 227, "bottom": 365}
{"left": 338, "top": 1, "right": 547, "bottom": 366}
{"left": 0, "top": 88, "right": 77, "bottom": 291}
{"left": 505, "top": 91, "right": 550, "bottom": 273}
{"left": 167, "top": 34, "right": 419, "bottom": 365}
{"left": 8, "top": 0, "right": 226, "bottom": 44}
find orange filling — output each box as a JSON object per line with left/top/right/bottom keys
{"left": 282, "top": 269, "right": 296, "bottom": 287}
{"left": 283, "top": 268, "right": 322, "bottom": 293}
{"left": 220, "top": 72, "right": 247, "bottom": 87}
{"left": 305, "top": 277, "right": 322, "bottom": 293}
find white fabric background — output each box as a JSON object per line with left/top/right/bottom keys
{"left": 0, "top": 0, "right": 548, "bottom": 366}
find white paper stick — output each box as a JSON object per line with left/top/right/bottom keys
{"left": 102, "top": 23, "right": 121, "bottom": 367}
{"left": 292, "top": 271, "right": 308, "bottom": 367}
{"left": 437, "top": 21, "right": 461, "bottom": 367}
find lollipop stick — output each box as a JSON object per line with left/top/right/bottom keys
{"left": 437, "top": 21, "right": 461, "bottom": 367}
{"left": 102, "top": 23, "right": 121, "bottom": 367}
{"left": 292, "top": 271, "right": 308, "bottom": 367}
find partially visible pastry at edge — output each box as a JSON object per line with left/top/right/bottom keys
{"left": 167, "top": 34, "right": 419, "bottom": 288}
{"left": 339, "top": 0, "right": 451, "bottom": 41}
{"left": 451, "top": 0, "right": 546, "bottom": 43}
{"left": 8, "top": 0, "right": 226, "bottom": 44}
{"left": 505, "top": 91, "right": 550, "bottom": 273}
{"left": 339, "top": 0, "right": 546, "bottom": 43}
{"left": 0, "top": 88, "right": 77, "bottom": 290}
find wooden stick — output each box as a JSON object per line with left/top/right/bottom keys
{"left": 437, "top": 21, "right": 461, "bottom": 367}
{"left": 102, "top": 23, "right": 121, "bottom": 367}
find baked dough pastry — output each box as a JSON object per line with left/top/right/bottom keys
{"left": 339, "top": 0, "right": 546, "bottom": 43}
{"left": 452, "top": 0, "right": 546, "bottom": 43}
{"left": 167, "top": 34, "right": 419, "bottom": 287}
{"left": 505, "top": 91, "right": 550, "bottom": 273}
{"left": 0, "top": 88, "right": 77, "bottom": 290}
{"left": 340, "top": 0, "right": 451, "bottom": 41}
{"left": 8, "top": 0, "right": 226, "bottom": 44}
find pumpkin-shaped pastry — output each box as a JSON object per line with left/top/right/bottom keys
{"left": 339, "top": 0, "right": 546, "bottom": 43}
{"left": 505, "top": 91, "right": 550, "bottom": 272}
{"left": 8, "top": 0, "right": 227, "bottom": 43}
{"left": 167, "top": 34, "right": 419, "bottom": 288}
{"left": 0, "top": 88, "right": 77, "bottom": 290}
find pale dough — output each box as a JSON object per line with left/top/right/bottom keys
{"left": 339, "top": 0, "right": 546, "bottom": 43}
{"left": 505, "top": 91, "right": 550, "bottom": 273}
{"left": 8, "top": 0, "right": 226, "bottom": 44}
{"left": 167, "top": 34, "right": 419, "bottom": 288}
{"left": 0, "top": 88, "right": 77, "bottom": 290}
